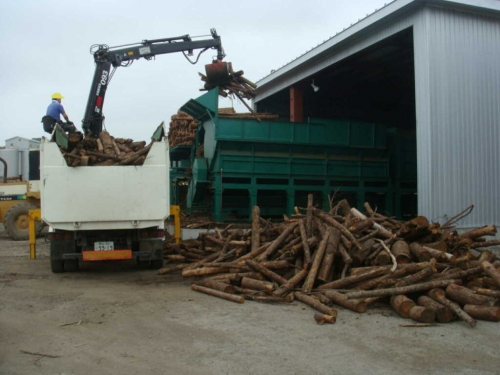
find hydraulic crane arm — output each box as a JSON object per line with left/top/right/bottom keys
{"left": 82, "top": 28, "right": 225, "bottom": 136}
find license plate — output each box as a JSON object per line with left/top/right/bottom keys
{"left": 94, "top": 241, "right": 114, "bottom": 251}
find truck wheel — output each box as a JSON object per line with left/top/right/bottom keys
{"left": 64, "top": 259, "right": 79, "bottom": 272}
{"left": 51, "top": 259, "right": 65, "bottom": 273}
{"left": 4, "top": 203, "right": 44, "bottom": 241}
{"left": 150, "top": 259, "right": 164, "bottom": 270}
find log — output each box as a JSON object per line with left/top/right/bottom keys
{"left": 317, "top": 228, "right": 340, "bottom": 282}
{"left": 350, "top": 208, "right": 393, "bottom": 239}
{"left": 472, "top": 240, "right": 500, "bottom": 249}
{"left": 182, "top": 267, "right": 229, "bottom": 278}
{"left": 445, "top": 283, "right": 499, "bottom": 307}
{"left": 345, "top": 279, "right": 460, "bottom": 299}
{"left": 273, "top": 269, "right": 308, "bottom": 297}
{"left": 99, "top": 131, "right": 115, "bottom": 156}
{"left": 409, "top": 243, "right": 431, "bottom": 262}
{"left": 260, "top": 260, "right": 291, "bottom": 270}
{"left": 184, "top": 251, "right": 222, "bottom": 271}
{"left": 463, "top": 305, "right": 500, "bottom": 322}
{"left": 257, "top": 222, "right": 299, "bottom": 261}
{"left": 295, "top": 292, "right": 338, "bottom": 317}
{"left": 390, "top": 295, "right": 416, "bottom": 318}
{"left": 409, "top": 306, "right": 436, "bottom": 323}
{"left": 195, "top": 279, "right": 235, "bottom": 294}
{"left": 432, "top": 266, "right": 482, "bottom": 281}
{"left": 241, "top": 277, "right": 275, "bottom": 292}
{"left": 119, "top": 143, "right": 152, "bottom": 165}
{"left": 157, "top": 263, "right": 189, "bottom": 275}
{"left": 191, "top": 284, "right": 244, "bottom": 304}
{"left": 318, "top": 267, "right": 389, "bottom": 290}
{"left": 314, "top": 313, "right": 336, "bottom": 325}
{"left": 421, "top": 246, "right": 447, "bottom": 262}
{"left": 428, "top": 289, "right": 476, "bottom": 327}
{"left": 313, "top": 209, "right": 363, "bottom": 250}
{"left": 417, "top": 295, "right": 454, "bottom": 323}
{"left": 395, "top": 266, "right": 434, "bottom": 287}
{"left": 298, "top": 219, "right": 312, "bottom": 267}
{"left": 251, "top": 206, "right": 260, "bottom": 253}
{"left": 348, "top": 219, "right": 375, "bottom": 234}
{"left": 391, "top": 241, "right": 411, "bottom": 264}
{"left": 322, "top": 290, "right": 368, "bottom": 313}
{"left": 302, "top": 228, "right": 333, "bottom": 293}
{"left": 481, "top": 261, "right": 500, "bottom": 287}
{"left": 245, "top": 260, "right": 288, "bottom": 285}
{"left": 473, "top": 288, "right": 500, "bottom": 299}
{"left": 306, "top": 194, "right": 313, "bottom": 237}
{"left": 460, "top": 225, "right": 497, "bottom": 239}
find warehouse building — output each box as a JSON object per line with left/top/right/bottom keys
{"left": 254, "top": 0, "right": 500, "bottom": 229}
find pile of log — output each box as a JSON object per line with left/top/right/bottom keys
{"left": 168, "top": 111, "right": 198, "bottom": 148}
{"left": 159, "top": 196, "right": 500, "bottom": 327}
{"left": 167, "top": 108, "right": 279, "bottom": 149}
{"left": 60, "top": 130, "right": 153, "bottom": 167}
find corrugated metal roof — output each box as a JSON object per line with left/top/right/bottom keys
{"left": 256, "top": 0, "right": 500, "bottom": 89}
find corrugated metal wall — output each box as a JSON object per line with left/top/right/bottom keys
{"left": 414, "top": 6, "right": 500, "bottom": 228}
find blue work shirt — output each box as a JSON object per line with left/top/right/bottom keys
{"left": 46, "top": 100, "right": 66, "bottom": 121}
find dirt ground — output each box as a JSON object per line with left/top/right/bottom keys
{"left": 0, "top": 227, "right": 499, "bottom": 375}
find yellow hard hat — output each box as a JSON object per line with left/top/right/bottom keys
{"left": 51, "top": 92, "right": 64, "bottom": 99}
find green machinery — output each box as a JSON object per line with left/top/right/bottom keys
{"left": 170, "top": 88, "right": 417, "bottom": 222}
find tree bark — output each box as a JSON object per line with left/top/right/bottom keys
{"left": 345, "top": 279, "right": 460, "bottom": 299}
{"left": 317, "top": 229, "right": 340, "bottom": 282}
{"left": 295, "top": 292, "right": 338, "bottom": 317}
{"left": 395, "top": 266, "right": 434, "bottom": 287}
{"left": 390, "top": 295, "right": 416, "bottom": 318}
{"left": 391, "top": 241, "right": 411, "bottom": 264}
{"left": 273, "top": 269, "right": 308, "bottom": 297}
{"left": 257, "top": 222, "right": 299, "bottom": 261}
{"left": 314, "top": 313, "right": 336, "bottom": 325}
{"left": 481, "top": 261, "right": 500, "bottom": 287}
{"left": 428, "top": 288, "right": 476, "bottom": 328}
{"left": 191, "top": 284, "right": 244, "bottom": 303}
{"left": 409, "top": 243, "right": 431, "bottom": 262}
{"left": 313, "top": 210, "right": 363, "bottom": 250}
{"left": 302, "top": 228, "right": 332, "bottom": 292}
{"left": 251, "top": 206, "right": 260, "bottom": 253}
{"left": 318, "top": 266, "right": 388, "bottom": 290}
{"left": 445, "top": 283, "right": 499, "bottom": 307}
{"left": 241, "top": 277, "right": 275, "bottom": 292}
{"left": 245, "top": 260, "right": 288, "bottom": 285}
{"left": 409, "top": 306, "right": 436, "bottom": 323}
{"left": 298, "top": 219, "right": 312, "bottom": 267}
{"left": 322, "top": 290, "right": 368, "bottom": 313}
{"left": 417, "top": 295, "right": 454, "bottom": 323}
{"left": 463, "top": 305, "right": 500, "bottom": 322}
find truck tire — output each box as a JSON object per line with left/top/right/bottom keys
{"left": 150, "top": 259, "right": 164, "bottom": 270}
{"left": 64, "top": 259, "right": 79, "bottom": 272}
{"left": 51, "top": 259, "right": 64, "bottom": 273}
{"left": 4, "top": 203, "right": 44, "bottom": 241}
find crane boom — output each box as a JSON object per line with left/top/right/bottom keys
{"left": 82, "top": 28, "right": 225, "bottom": 136}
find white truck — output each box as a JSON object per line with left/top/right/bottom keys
{"left": 40, "top": 126, "right": 169, "bottom": 273}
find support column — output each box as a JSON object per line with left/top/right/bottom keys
{"left": 290, "top": 86, "right": 304, "bottom": 123}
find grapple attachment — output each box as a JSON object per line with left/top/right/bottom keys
{"left": 205, "top": 60, "right": 232, "bottom": 87}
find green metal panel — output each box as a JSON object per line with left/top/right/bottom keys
{"left": 309, "top": 118, "right": 386, "bottom": 149}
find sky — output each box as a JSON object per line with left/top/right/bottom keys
{"left": 0, "top": 0, "right": 391, "bottom": 143}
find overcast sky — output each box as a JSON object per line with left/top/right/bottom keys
{"left": 0, "top": 0, "right": 391, "bottom": 143}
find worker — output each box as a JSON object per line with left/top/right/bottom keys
{"left": 41, "top": 93, "right": 77, "bottom": 134}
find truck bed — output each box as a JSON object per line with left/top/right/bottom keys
{"left": 40, "top": 137, "right": 170, "bottom": 231}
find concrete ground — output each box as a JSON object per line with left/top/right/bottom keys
{"left": 0, "top": 227, "right": 499, "bottom": 375}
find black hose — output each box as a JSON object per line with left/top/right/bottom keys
{"left": 0, "top": 157, "right": 7, "bottom": 183}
